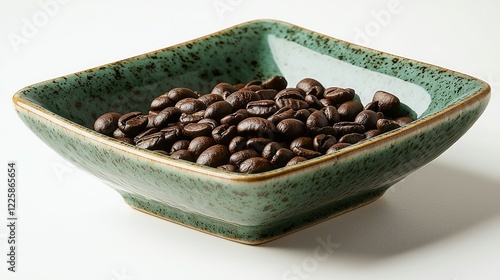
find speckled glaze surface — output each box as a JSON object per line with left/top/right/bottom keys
{"left": 13, "top": 19, "right": 490, "bottom": 244}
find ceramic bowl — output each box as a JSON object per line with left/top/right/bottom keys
{"left": 13, "top": 19, "right": 490, "bottom": 245}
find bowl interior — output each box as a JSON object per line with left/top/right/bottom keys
{"left": 16, "top": 19, "right": 485, "bottom": 132}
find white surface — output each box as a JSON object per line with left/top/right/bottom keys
{"left": 1, "top": 0, "right": 500, "bottom": 279}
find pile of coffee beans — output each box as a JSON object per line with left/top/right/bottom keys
{"left": 93, "top": 76, "right": 414, "bottom": 173}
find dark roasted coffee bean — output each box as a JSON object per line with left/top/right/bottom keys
{"left": 292, "top": 146, "right": 322, "bottom": 159}
{"left": 308, "top": 126, "right": 336, "bottom": 137}
{"left": 376, "top": 118, "right": 401, "bottom": 133}
{"left": 364, "top": 101, "right": 379, "bottom": 111}
{"left": 313, "top": 134, "right": 337, "bottom": 153}
{"left": 290, "top": 136, "right": 314, "bottom": 150}
{"left": 198, "top": 93, "right": 224, "bottom": 107}
{"left": 118, "top": 111, "right": 149, "bottom": 136}
{"left": 211, "top": 82, "right": 238, "bottom": 95}
{"left": 230, "top": 149, "right": 260, "bottom": 167}
{"left": 246, "top": 100, "right": 277, "bottom": 118}
{"left": 183, "top": 122, "right": 213, "bottom": 138}
{"left": 167, "top": 88, "right": 199, "bottom": 102}
{"left": 204, "top": 100, "right": 233, "bottom": 120}
{"left": 228, "top": 136, "right": 247, "bottom": 154}
{"left": 135, "top": 131, "right": 170, "bottom": 150}
{"left": 212, "top": 124, "right": 237, "bottom": 145}
{"left": 113, "top": 127, "right": 127, "bottom": 139}
{"left": 239, "top": 157, "right": 273, "bottom": 174}
{"left": 220, "top": 109, "right": 248, "bottom": 126}
{"left": 261, "top": 142, "right": 283, "bottom": 160}
{"left": 296, "top": 78, "right": 325, "bottom": 98}
{"left": 395, "top": 116, "right": 414, "bottom": 126}
{"left": 188, "top": 136, "right": 216, "bottom": 157}
{"left": 150, "top": 95, "right": 174, "bottom": 111}
{"left": 338, "top": 100, "right": 364, "bottom": 121}
{"left": 324, "top": 87, "right": 355, "bottom": 104}
{"left": 245, "top": 79, "right": 262, "bottom": 87}
{"left": 196, "top": 144, "right": 230, "bottom": 167}
{"left": 94, "top": 112, "right": 121, "bottom": 136}
{"left": 154, "top": 107, "right": 182, "bottom": 129}
{"left": 325, "top": 143, "right": 352, "bottom": 154}
{"left": 169, "top": 149, "right": 195, "bottom": 162}
{"left": 304, "top": 94, "right": 323, "bottom": 109}
{"left": 267, "top": 107, "right": 294, "bottom": 125}
{"left": 170, "top": 139, "right": 190, "bottom": 152}
{"left": 321, "top": 106, "right": 340, "bottom": 124}
{"left": 115, "top": 137, "right": 135, "bottom": 145}
{"left": 198, "top": 118, "right": 218, "bottom": 129}
{"left": 338, "top": 133, "right": 365, "bottom": 144}
{"left": 134, "top": 127, "right": 159, "bottom": 143}
{"left": 175, "top": 98, "right": 206, "bottom": 114}
{"left": 373, "top": 90, "right": 400, "bottom": 117}
{"left": 319, "top": 98, "right": 333, "bottom": 107}
{"left": 237, "top": 117, "right": 277, "bottom": 139}
{"left": 225, "top": 90, "right": 260, "bottom": 110}
{"left": 294, "top": 109, "right": 311, "bottom": 123}
{"left": 240, "top": 85, "right": 262, "bottom": 92}
{"left": 160, "top": 126, "right": 183, "bottom": 150}
{"left": 217, "top": 164, "right": 237, "bottom": 172}
{"left": 270, "top": 148, "right": 295, "bottom": 168}
{"left": 286, "top": 156, "right": 308, "bottom": 166}
{"left": 145, "top": 113, "right": 157, "bottom": 129}
{"left": 333, "top": 122, "right": 365, "bottom": 136}
{"left": 262, "top": 75, "right": 287, "bottom": 91}
{"left": 276, "top": 118, "right": 306, "bottom": 140}
{"left": 354, "top": 110, "right": 379, "bottom": 130}
{"left": 275, "top": 89, "right": 309, "bottom": 110}
{"left": 364, "top": 129, "right": 382, "bottom": 139}
{"left": 306, "top": 110, "right": 329, "bottom": 128}
{"left": 246, "top": 137, "right": 272, "bottom": 153}
{"left": 256, "top": 89, "right": 278, "bottom": 100}
{"left": 179, "top": 110, "right": 205, "bottom": 124}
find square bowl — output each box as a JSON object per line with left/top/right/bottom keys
{"left": 13, "top": 19, "right": 490, "bottom": 245}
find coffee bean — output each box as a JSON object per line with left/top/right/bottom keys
{"left": 220, "top": 109, "right": 248, "bottom": 126}
{"left": 179, "top": 110, "right": 205, "bottom": 124}
{"left": 246, "top": 100, "right": 277, "bottom": 118}
{"left": 211, "top": 82, "right": 238, "bottom": 95}
{"left": 261, "top": 142, "right": 283, "bottom": 160}
{"left": 321, "top": 106, "right": 340, "bottom": 124}
{"left": 290, "top": 136, "right": 314, "bottom": 150}
{"left": 364, "top": 129, "right": 382, "bottom": 139}
{"left": 354, "top": 110, "right": 379, "bottom": 130}
{"left": 338, "top": 100, "right": 364, "bottom": 121}
{"left": 256, "top": 89, "right": 278, "bottom": 100}
{"left": 153, "top": 107, "right": 182, "bottom": 129}
{"left": 296, "top": 78, "right": 325, "bottom": 98}
{"left": 313, "top": 134, "right": 337, "bottom": 153}
{"left": 198, "top": 93, "right": 224, "bottom": 107}
{"left": 217, "top": 164, "right": 237, "bottom": 172}
{"left": 276, "top": 118, "right": 306, "bottom": 139}
{"left": 306, "top": 110, "right": 329, "bottom": 128}
{"left": 183, "top": 122, "right": 213, "bottom": 138}
{"left": 267, "top": 107, "right": 295, "bottom": 125}
{"left": 228, "top": 136, "right": 247, "bottom": 154}
{"left": 196, "top": 144, "right": 230, "bottom": 167}
{"left": 333, "top": 122, "right": 365, "bottom": 136}
{"left": 237, "top": 117, "right": 277, "bottom": 139}
{"left": 293, "top": 108, "right": 311, "bottom": 123}
{"left": 169, "top": 149, "right": 195, "bottom": 162}
{"left": 239, "top": 157, "right": 273, "bottom": 174}
{"left": 118, "top": 111, "right": 149, "bottom": 136}
{"left": 225, "top": 90, "right": 260, "bottom": 110}
{"left": 135, "top": 131, "right": 170, "bottom": 150}
{"left": 270, "top": 148, "right": 295, "bottom": 168}
{"left": 175, "top": 98, "right": 206, "bottom": 114}
{"left": 170, "top": 139, "right": 190, "bottom": 152}
{"left": 324, "top": 87, "right": 355, "bottom": 104}
{"left": 230, "top": 149, "right": 260, "bottom": 167}
{"left": 167, "top": 88, "right": 199, "bottom": 102}
{"left": 286, "top": 156, "right": 308, "bottom": 166}
{"left": 212, "top": 124, "right": 237, "bottom": 145}
{"left": 395, "top": 116, "right": 414, "bottom": 126}
{"left": 275, "top": 89, "right": 309, "bottom": 110}
{"left": 262, "top": 75, "right": 287, "bottom": 91}
{"left": 376, "top": 118, "right": 401, "bottom": 133}
{"left": 292, "top": 146, "right": 321, "bottom": 159}
{"left": 94, "top": 112, "right": 121, "bottom": 136}
{"left": 373, "top": 90, "right": 400, "bottom": 117}
{"left": 338, "top": 133, "right": 365, "bottom": 144}
{"left": 204, "top": 100, "right": 233, "bottom": 121}
{"left": 325, "top": 143, "right": 352, "bottom": 154}
{"left": 246, "top": 137, "right": 272, "bottom": 153}
{"left": 188, "top": 136, "right": 216, "bottom": 157}
{"left": 150, "top": 94, "right": 174, "bottom": 111}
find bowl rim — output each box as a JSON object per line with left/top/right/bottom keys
{"left": 12, "top": 19, "right": 491, "bottom": 182}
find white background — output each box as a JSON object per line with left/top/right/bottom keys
{"left": 1, "top": 0, "right": 500, "bottom": 279}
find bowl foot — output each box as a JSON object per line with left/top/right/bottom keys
{"left": 121, "top": 187, "right": 387, "bottom": 245}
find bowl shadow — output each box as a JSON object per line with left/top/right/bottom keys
{"left": 263, "top": 161, "right": 500, "bottom": 261}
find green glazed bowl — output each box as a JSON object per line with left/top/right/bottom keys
{"left": 13, "top": 19, "right": 490, "bottom": 245}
